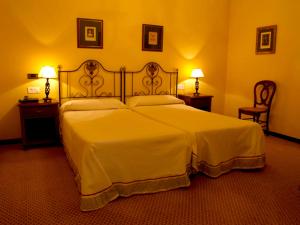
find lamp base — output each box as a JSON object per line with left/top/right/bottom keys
{"left": 43, "top": 97, "right": 52, "bottom": 103}
{"left": 193, "top": 92, "right": 200, "bottom": 96}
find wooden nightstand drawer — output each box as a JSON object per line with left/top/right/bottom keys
{"left": 190, "top": 98, "right": 211, "bottom": 110}
{"left": 21, "top": 105, "right": 57, "bottom": 118}
{"left": 178, "top": 94, "right": 213, "bottom": 112}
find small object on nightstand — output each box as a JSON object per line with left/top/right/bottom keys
{"left": 18, "top": 101, "right": 60, "bottom": 148}
{"left": 19, "top": 97, "right": 39, "bottom": 103}
{"left": 178, "top": 94, "right": 213, "bottom": 112}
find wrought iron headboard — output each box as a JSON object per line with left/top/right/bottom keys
{"left": 123, "top": 62, "right": 178, "bottom": 102}
{"left": 58, "top": 60, "right": 122, "bottom": 105}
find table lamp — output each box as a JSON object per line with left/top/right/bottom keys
{"left": 191, "top": 68, "right": 204, "bottom": 96}
{"left": 39, "top": 66, "right": 56, "bottom": 102}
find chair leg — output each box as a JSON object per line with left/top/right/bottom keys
{"left": 265, "top": 113, "right": 270, "bottom": 135}
{"left": 255, "top": 114, "right": 260, "bottom": 123}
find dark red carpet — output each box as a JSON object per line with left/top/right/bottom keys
{"left": 0, "top": 136, "right": 299, "bottom": 225}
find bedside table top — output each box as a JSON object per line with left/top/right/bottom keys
{"left": 18, "top": 101, "right": 59, "bottom": 107}
{"left": 178, "top": 94, "right": 213, "bottom": 99}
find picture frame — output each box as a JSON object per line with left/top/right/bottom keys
{"left": 77, "top": 18, "right": 103, "bottom": 49}
{"left": 142, "top": 24, "right": 163, "bottom": 52}
{"left": 256, "top": 25, "right": 277, "bottom": 54}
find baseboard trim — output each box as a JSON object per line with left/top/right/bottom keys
{"left": 0, "top": 138, "right": 22, "bottom": 145}
{"left": 268, "top": 131, "right": 300, "bottom": 144}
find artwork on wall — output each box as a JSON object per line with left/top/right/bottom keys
{"left": 77, "top": 18, "right": 103, "bottom": 49}
{"left": 256, "top": 25, "right": 277, "bottom": 54}
{"left": 142, "top": 24, "right": 163, "bottom": 52}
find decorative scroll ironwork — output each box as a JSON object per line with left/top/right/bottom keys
{"left": 132, "top": 62, "right": 172, "bottom": 96}
{"left": 59, "top": 61, "right": 177, "bottom": 105}
{"left": 70, "top": 61, "right": 110, "bottom": 97}
{"left": 75, "top": 61, "right": 108, "bottom": 97}
{"left": 58, "top": 60, "right": 121, "bottom": 105}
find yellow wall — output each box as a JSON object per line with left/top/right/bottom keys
{"left": 0, "top": 0, "right": 230, "bottom": 140}
{"left": 225, "top": 0, "right": 300, "bottom": 139}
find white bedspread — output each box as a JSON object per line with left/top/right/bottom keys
{"left": 60, "top": 108, "right": 192, "bottom": 211}
{"left": 131, "top": 104, "right": 265, "bottom": 177}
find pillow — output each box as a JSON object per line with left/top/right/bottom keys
{"left": 60, "top": 98, "right": 127, "bottom": 112}
{"left": 126, "top": 95, "right": 184, "bottom": 107}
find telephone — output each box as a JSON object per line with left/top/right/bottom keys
{"left": 19, "top": 96, "right": 39, "bottom": 103}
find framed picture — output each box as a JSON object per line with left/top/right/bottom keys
{"left": 256, "top": 25, "right": 277, "bottom": 54}
{"left": 142, "top": 24, "right": 163, "bottom": 52}
{"left": 77, "top": 18, "right": 103, "bottom": 49}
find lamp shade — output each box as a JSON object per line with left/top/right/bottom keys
{"left": 191, "top": 69, "right": 204, "bottom": 78}
{"left": 39, "top": 66, "right": 56, "bottom": 79}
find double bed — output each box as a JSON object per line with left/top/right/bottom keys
{"left": 58, "top": 60, "right": 265, "bottom": 211}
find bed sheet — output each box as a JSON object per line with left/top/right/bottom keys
{"left": 60, "top": 108, "right": 192, "bottom": 211}
{"left": 130, "top": 104, "right": 265, "bottom": 177}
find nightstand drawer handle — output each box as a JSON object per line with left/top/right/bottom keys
{"left": 35, "top": 110, "right": 42, "bottom": 113}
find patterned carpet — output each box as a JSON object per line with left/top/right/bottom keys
{"left": 0, "top": 136, "right": 299, "bottom": 225}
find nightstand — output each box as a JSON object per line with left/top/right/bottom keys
{"left": 18, "top": 101, "right": 60, "bottom": 148}
{"left": 178, "top": 94, "right": 213, "bottom": 112}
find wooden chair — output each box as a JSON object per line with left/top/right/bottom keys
{"left": 238, "top": 80, "right": 276, "bottom": 134}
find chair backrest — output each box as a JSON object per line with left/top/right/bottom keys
{"left": 254, "top": 80, "right": 276, "bottom": 111}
